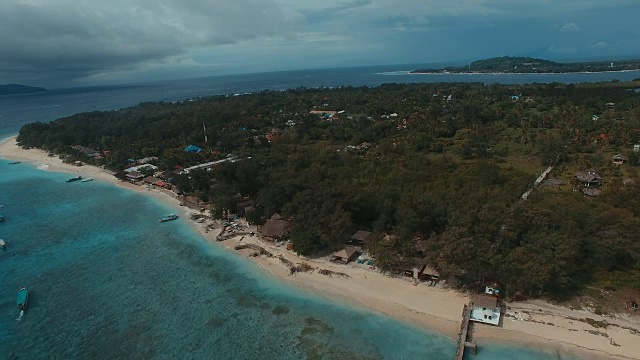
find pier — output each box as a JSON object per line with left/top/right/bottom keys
{"left": 455, "top": 303, "right": 477, "bottom": 360}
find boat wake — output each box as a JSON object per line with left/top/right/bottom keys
{"left": 16, "top": 310, "right": 24, "bottom": 321}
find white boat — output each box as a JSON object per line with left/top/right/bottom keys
{"left": 0, "top": 239, "right": 5, "bottom": 250}
{"left": 81, "top": 178, "right": 94, "bottom": 182}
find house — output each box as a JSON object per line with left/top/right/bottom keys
{"left": 309, "top": 110, "right": 337, "bottom": 116}
{"left": 634, "top": 145, "right": 640, "bottom": 153}
{"left": 575, "top": 170, "right": 603, "bottom": 187}
{"left": 258, "top": 214, "right": 291, "bottom": 241}
{"left": 137, "top": 157, "right": 158, "bottom": 165}
{"left": 583, "top": 188, "right": 601, "bottom": 197}
{"left": 612, "top": 154, "right": 629, "bottom": 165}
{"left": 143, "top": 176, "right": 161, "bottom": 185}
{"left": 125, "top": 164, "right": 158, "bottom": 174}
{"left": 592, "top": 115, "right": 600, "bottom": 121}
{"left": 72, "top": 145, "right": 101, "bottom": 158}
{"left": 511, "top": 95, "right": 520, "bottom": 101}
{"left": 606, "top": 102, "right": 615, "bottom": 110}
{"left": 331, "top": 246, "right": 358, "bottom": 264}
{"left": 470, "top": 294, "right": 501, "bottom": 326}
{"left": 182, "top": 195, "right": 211, "bottom": 210}
{"left": 348, "top": 230, "right": 372, "bottom": 246}
{"left": 184, "top": 145, "right": 202, "bottom": 153}
{"left": 154, "top": 180, "right": 170, "bottom": 188}
{"left": 421, "top": 266, "right": 440, "bottom": 284}
{"left": 126, "top": 171, "right": 144, "bottom": 181}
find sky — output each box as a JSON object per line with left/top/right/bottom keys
{"left": 1, "top": 0, "right": 639, "bottom": 87}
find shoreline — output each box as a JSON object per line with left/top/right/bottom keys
{"left": 2, "top": 135, "right": 640, "bottom": 359}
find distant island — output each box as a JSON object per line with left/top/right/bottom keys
{"left": 0, "top": 84, "right": 47, "bottom": 96}
{"left": 412, "top": 56, "right": 640, "bottom": 74}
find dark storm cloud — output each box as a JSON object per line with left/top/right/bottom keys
{"left": 2, "top": 0, "right": 640, "bottom": 86}
{"left": 0, "top": 0, "right": 303, "bottom": 84}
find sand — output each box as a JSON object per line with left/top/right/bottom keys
{"left": 2, "top": 135, "right": 640, "bottom": 360}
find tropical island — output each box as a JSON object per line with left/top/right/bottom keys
{"left": 10, "top": 80, "right": 640, "bottom": 358}
{"left": 0, "top": 84, "right": 47, "bottom": 96}
{"left": 17, "top": 80, "right": 640, "bottom": 299}
{"left": 411, "top": 56, "right": 640, "bottom": 74}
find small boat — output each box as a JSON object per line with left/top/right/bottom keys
{"left": 159, "top": 214, "right": 179, "bottom": 222}
{"left": 17, "top": 287, "right": 28, "bottom": 311}
{"left": 8, "top": 161, "right": 21, "bottom": 165}
{"left": 81, "top": 178, "right": 94, "bottom": 182}
{"left": 0, "top": 239, "right": 5, "bottom": 250}
{"left": 0, "top": 214, "right": 4, "bottom": 222}
{"left": 65, "top": 176, "right": 82, "bottom": 183}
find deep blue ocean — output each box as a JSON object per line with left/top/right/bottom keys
{"left": 1, "top": 66, "right": 629, "bottom": 359}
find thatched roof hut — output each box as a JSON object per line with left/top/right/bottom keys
{"left": 258, "top": 214, "right": 291, "bottom": 240}
{"left": 348, "top": 230, "right": 372, "bottom": 246}
{"left": 331, "top": 246, "right": 358, "bottom": 264}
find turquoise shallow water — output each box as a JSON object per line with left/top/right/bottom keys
{"left": 0, "top": 160, "right": 579, "bottom": 359}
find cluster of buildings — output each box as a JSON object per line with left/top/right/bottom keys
{"left": 71, "top": 145, "right": 103, "bottom": 159}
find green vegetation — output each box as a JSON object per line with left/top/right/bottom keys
{"left": 0, "top": 84, "right": 47, "bottom": 96}
{"left": 412, "top": 56, "right": 640, "bottom": 74}
{"left": 17, "top": 80, "right": 640, "bottom": 299}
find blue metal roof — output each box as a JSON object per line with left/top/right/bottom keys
{"left": 184, "top": 145, "right": 202, "bottom": 153}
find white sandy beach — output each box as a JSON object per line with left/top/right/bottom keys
{"left": 2, "top": 135, "right": 639, "bottom": 360}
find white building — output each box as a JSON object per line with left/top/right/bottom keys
{"left": 124, "top": 164, "right": 158, "bottom": 173}
{"left": 470, "top": 294, "right": 501, "bottom": 326}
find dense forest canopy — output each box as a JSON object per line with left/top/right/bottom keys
{"left": 18, "top": 80, "right": 640, "bottom": 299}
{"left": 412, "top": 56, "right": 640, "bottom": 74}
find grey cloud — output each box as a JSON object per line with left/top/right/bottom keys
{"left": 0, "top": 0, "right": 304, "bottom": 84}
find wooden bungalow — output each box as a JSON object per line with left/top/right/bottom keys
{"left": 390, "top": 257, "right": 441, "bottom": 284}
{"left": 182, "top": 195, "right": 211, "bottom": 210}
{"left": 143, "top": 176, "right": 161, "bottom": 185}
{"left": 258, "top": 213, "right": 291, "bottom": 241}
{"left": 575, "top": 170, "right": 603, "bottom": 187}
{"left": 347, "top": 230, "right": 372, "bottom": 246}
{"left": 126, "top": 171, "right": 144, "bottom": 181}
{"left": 331, "top": 246, "right": 358, "bottom": 264}
{"left": 612, "top": 154, "right": 629, "bottom": 165}
{"left": 582, "top": 188, "right": 601, "bottom": 197}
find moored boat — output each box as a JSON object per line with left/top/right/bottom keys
{"left": 0, "top": 239, "right": 5, "bottom": 250}
{"left": 81, "top": 178, "right": 94, "bottom": 182}
{"left": 160, "top": 214, "right": 179, "bottom": 222}
{"left": 8, "top": 161, "right": 21, "bottom": 165}
{"left": 17, "top": 287, "right": 28, "bottom": 311}
{"left": 0, "top": 214, "right": 4, "bottom": 222}
{"left": 65, "top": 176, "right": 82, "bottom": 182}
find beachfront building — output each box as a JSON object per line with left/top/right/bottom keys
{"left": 470, "top": 294, "right": 501, "bottom": 326}
{"left": 258, "top": 213, "right": 291, "bottom": 241}
{"left": 331, "top": 246, "right": 358, "bottom": 264}
{"left": 347, "top": 230, "right": 371, "bottom": 246}
{"left": 124, "top": 164, "right": 158, "bottom": 174}
{"left": 143, "top": 176, "right": 161, "bottom": 185}
{"left": 126, "top": 171, "right": 144, "bottom": 181}
{"left": 72, "top": 145, "right": 101, "bottom": 158}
